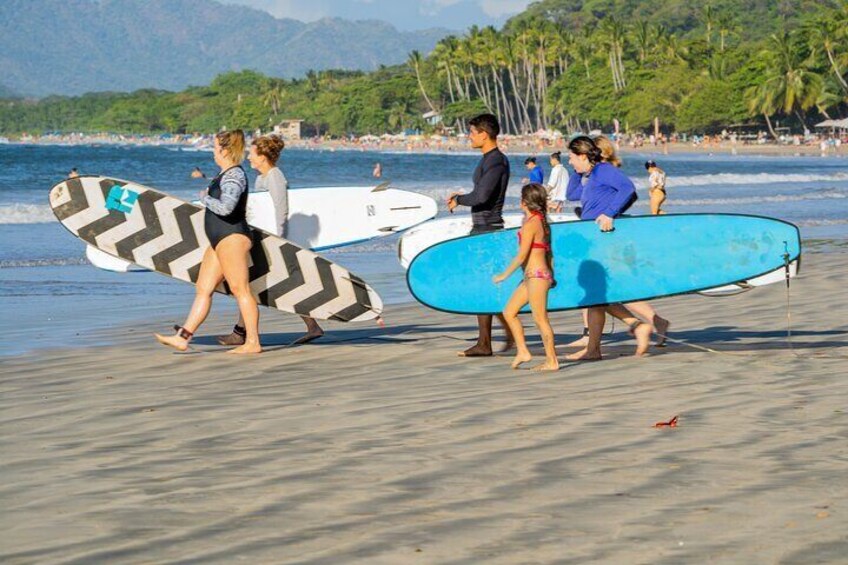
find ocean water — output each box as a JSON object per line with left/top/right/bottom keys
{"left": 1, "top": 144, "right": 846, "bottom": 354}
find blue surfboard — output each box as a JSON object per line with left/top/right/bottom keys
{"left": 406, "top": 214, "right": 801, "bottom": 315}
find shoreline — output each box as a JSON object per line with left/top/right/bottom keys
{"left": 3, "top": 244, "right": 847, "bottom": 359}
{"left": 6, "top": 135, "right": 847, "bottom": 158}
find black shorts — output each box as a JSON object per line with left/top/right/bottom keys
{"left": 469, "top": 223, "right": 504, "bottom": 236}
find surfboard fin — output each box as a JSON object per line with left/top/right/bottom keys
{"left": 378, "top": 226, "right": 399, "bottom": 232}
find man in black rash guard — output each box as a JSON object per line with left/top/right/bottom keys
{"left": 447, "top": 113, "right": 514, "bottom": 357}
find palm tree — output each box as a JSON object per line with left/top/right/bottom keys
{"left": 261, "top": 81, "right": 284, "bottom": 117}
{"left": 803, "top": 10, "right": 848, "bottom": 94}
{"left": 716, "top": 12, "right": 737, "bottom": 53}
{"left": 572, "top": 28, "right": 594, "bottom": 79}
{"left": 746, "top": 32, "right": 825, "bottom": 135}
{"left": 633, "top": 20, "right": 652, "bottom": 65}
{"left": 408, "top": 50, "right": 437, "bottom": 113}
{"left": 699, "top": 4, "right": 715, "bottom": 46}
{"left": 599, "top": 16, "right": 628, "bottom": 92}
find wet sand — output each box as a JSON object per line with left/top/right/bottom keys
{"left": 2, "top": 254, "right": 847, "bottom": 563}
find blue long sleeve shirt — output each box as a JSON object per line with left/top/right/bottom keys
{"left": 565, "top": 162, "right": 637, "bottom": 220}
{"left": 529, "top": 165, "right": 544, "bottom": 184}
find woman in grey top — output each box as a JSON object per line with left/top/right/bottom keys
{"left": 217, "top": 134, "right": 325, "bottom": 346}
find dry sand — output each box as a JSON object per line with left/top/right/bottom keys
{"left": 2, "top": 253, "right": 847, "bottom": 563}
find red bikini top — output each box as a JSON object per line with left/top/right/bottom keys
{"left": 517, "top": 212, "right": 551, "bottom": 251}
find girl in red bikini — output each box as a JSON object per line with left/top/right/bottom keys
{"left": 493, "top": 183, "right": 559, "bottom": 371}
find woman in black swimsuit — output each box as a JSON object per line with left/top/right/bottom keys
{"left": 155, "top": 129, "right": 262, "bottom": 354}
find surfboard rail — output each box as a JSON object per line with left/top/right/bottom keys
{"left": 50, "top": 175, "right": 383, "bottom": 322}
{"left": 406, "top": 213, "right": 802, "bottom": 315}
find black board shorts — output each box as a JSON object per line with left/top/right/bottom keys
{"left": 469, "top": 223, "right": 504, "bottom": 236}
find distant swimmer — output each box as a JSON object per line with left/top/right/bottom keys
{"left": 68, "top": 168, "right": 79, "bottom": 178}
{"left": 645, "top": 160, "right": 667, "bottom": 215}
{"left": 372, "top": 162, "right": 382, "bottom": 178}
{"left": 546, "top": 151, "right": 567, "bottom": 212}
{"left": 191, "top": 167, "right": 206, "bottom": 179}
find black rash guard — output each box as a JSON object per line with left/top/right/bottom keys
{"left": 455, "top": 147, "right": 510, "bottom": 228}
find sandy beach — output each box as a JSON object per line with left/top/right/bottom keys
{"left": 1, "top": 251, "right": 847, "bottom": 563}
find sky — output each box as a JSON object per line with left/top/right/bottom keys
{"left": 223, "top": 0, "right": 534, "bottom": 31}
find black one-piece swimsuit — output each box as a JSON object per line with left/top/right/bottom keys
{"left": 204, "top": 166, "right": 251, "bottom": 249}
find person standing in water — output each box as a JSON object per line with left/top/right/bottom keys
{"left": 646, "top": 160, "right": 667, "bottom": 215}
{"left": 155, "top": 129, "right": 261, "bottom": 354}
{"left": 217, "top": 134, "right": 325, "bottom": 347}
{"left": 546, "top": 151, "right": 567, "bottom": 212}
{"left": 495, "top": 183, "right": 559, "bottom": 371}
{"left": 447, "top": 113, "right": 514, "bottom": 357}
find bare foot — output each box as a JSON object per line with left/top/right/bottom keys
{"left": 565, "top": 348, "right": 602, "bottom": 361}
{"left": 457, "top": 343, "right": 492, "bottom": 357}
{"left": 633, "top": 323, "right": 652, "bottom": 357}
{"left": 564, "top": 334, "right": 589, "bottom": 348}
{"left": 511, "top": 351, "right": 533, "bottom": 369}
{"left": 532, "top": 359, "right": 560, "bottom": 371}
{"left": 228, "top": 342, "right": 262, "bottom": 354}
{"left": 154, "top": 333, "right": 189, "bottom": 352}
{"left": 290, "top": 329, "right": 324, "bottom": 346}
{"left": 653, "top": 316, "right": 671, "bottom": 347}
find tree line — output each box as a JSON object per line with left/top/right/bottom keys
{"left": 0, "top": 0, "right": 845, "bottom": 137}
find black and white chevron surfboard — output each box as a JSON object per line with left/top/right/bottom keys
{"left": 49, "top": 176, "right": 383, "bottom": 322}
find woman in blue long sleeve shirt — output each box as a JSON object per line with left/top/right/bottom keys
{"left": 564, "top": 136, "right": 652, "bottom": 359}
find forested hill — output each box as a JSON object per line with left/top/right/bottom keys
{"left": 508, "top": 0, "right": 824, "bottom": 37}
{"left": 0, "top": 0, "right": 450, "bottom": 97}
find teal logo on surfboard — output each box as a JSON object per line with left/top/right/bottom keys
{"left": 105, "top": 185, "right": 139, "bottom": 213}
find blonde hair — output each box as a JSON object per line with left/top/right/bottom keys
{"left": 252, "top": 134, "right": 286, "bottom": 165}
{"left": 593, "top": 135, "right": 622, "bottom": 168}
{"left": 215, "top": 129, "right": 246, "bottom": 165}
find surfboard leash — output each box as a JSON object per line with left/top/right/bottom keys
{"left": 779, "top": 245, "right": 848, "bottom": 360}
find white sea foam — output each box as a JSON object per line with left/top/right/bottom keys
{"left": 795, "top": 218, "right": 848, "bottom": 227}
{"left": 634, "top": 189, "right": 848, "bottom": 207}
{"left": 0, "top": 204, "right": 57, "bottom": 224}
{"left": 0, "top": 257, "right": 87, "bottom": 268}
{"left": 638, "top": 171, "right": 848, "bottom": 189}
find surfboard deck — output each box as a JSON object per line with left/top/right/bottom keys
{"left": 51, "top": 176, "right": 383, "bottom": 322}
{"left": 87, "top": 182, "right": 437, "bottom": 272}
{"left": 407, "top": 213, "right": 801, "bottom": 315}
{"left": 398, "top": 212, "right": 578, "bottom": 269}
{"left": 399, "top": 212, "right": 799, "bottom": 298}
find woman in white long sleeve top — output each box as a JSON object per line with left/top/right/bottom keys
{"left": 216, "top": 134, "right": 325, "bottom": 347}
{"left": 546, "top": 151, "right": 567, "bottom": 212}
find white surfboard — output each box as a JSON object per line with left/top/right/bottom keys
{"left": 397, "top": 212, "right": 578, "bottom": 269}
{"left": 87, "top": 182, "right": 437, "bottom": 272}
{"left": 397, "top": 213, "right": 799, "bottom": 297}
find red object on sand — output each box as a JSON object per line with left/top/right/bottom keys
{"left": 654, "top": 415, "right": 679, "bottom": 428}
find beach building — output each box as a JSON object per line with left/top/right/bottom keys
{"left": 274, "top": 119, "right": 304, "bottom": 140}
{"left": 422, "top": 110, "right": 442, "bottom": 126}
